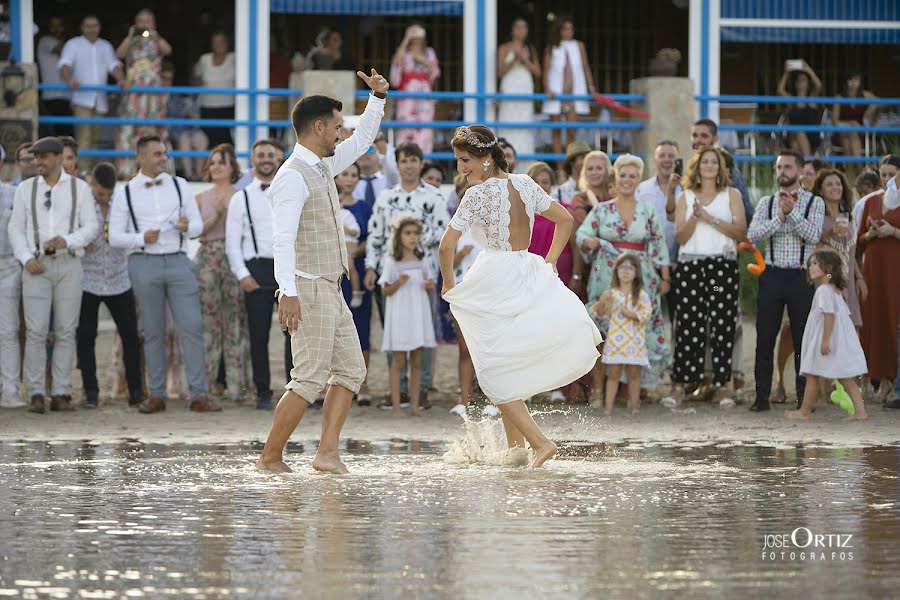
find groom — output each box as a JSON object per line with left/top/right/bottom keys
{"left": 256, "top": 69, "right": 389, "bottom": 473}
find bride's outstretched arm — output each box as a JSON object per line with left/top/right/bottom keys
{"left": 541, "top": 201, "right": 574, "bottom": 266}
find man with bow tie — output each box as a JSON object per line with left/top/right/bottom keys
{"left": 225, "top": 138, "right": 292, "bottom": 410}
{"left": 256, "top": 68, "right": 389, "bottom": 474}
{"left": 108, "top": 135, "right": 220, "bottom": 414}
{"left": 748, "top": 149, "right": 825, "bottom": 412}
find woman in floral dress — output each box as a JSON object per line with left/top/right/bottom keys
{"left": 576, "top": 154, "right": 671, "bottom": 394}
{"left": 194, "top": 145, "right": 250, "bottom": 400}
{"left": 116, "top": 9, "right": 172, "bottom": 174}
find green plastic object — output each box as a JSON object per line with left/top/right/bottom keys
{"left": 830, "top": 381, "right": 855, "bottom": 415}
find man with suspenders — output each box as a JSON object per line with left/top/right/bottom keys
{"left": 108, "top": 135, "right": 220, "bottom": 414}
{"left": 7, "top": 137, "right": 97, "bottom": 413}
{"left": 225, "top": 139, "right": 292, "bottom": 410}
{"left": 747, "top": 149, "right": 824, "bottom": 412}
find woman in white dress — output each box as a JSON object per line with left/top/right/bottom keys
{"left": 497, "top": 17, "right": 541, "bottom": 161}
{"left": 439, "top": 125, "right": 604, "bottom": 468}
{"left": 542, "top": 16, "right": 596, "bottom": 155}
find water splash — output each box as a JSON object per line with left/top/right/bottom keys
{"left": 442, "top": 413, "right": 530, "bottom": 466}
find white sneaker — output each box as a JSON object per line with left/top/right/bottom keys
{"left": 350, "top": 291, "right": 364, "bottom": 308}
{"left": 549, "top": 390, "right": 566, "bottom": 402}
{"left": 482, "top": 405, "right": 500, "bottom": 418}
{"left": 449, "top": 403, "right": 466, "bottom": 416}
{"left": 0, "top": 392, "right": 26, "bottom": 408}
{"left": 661, "top": 396, "right": 682, "bottom": 409}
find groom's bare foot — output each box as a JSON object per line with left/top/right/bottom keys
{"left": 256, "top": 458, "right": 293, "bottom": 473}
{"left": 312, "top": 452, "right": 349, "bottom": 474}
{"left": 530, "top": 442, "right": 557, "bottom": 469}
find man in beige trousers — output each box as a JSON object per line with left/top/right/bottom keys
{"left": 256, "top": 69, "right": 389, "bottom": 474}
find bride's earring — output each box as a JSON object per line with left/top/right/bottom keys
{"left": 483, "top": 160, "right": 490, "bottom": 172}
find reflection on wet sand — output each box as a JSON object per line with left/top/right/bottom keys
{"left": 0, "top": 439, "right": 898, "bottom": 598}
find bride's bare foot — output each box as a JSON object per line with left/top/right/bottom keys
{"left": 256, "top": 458, "right": 293, "bottom": 473}
{"left": 530, "top": 442, "right": 557, "bottom": 469}
{"left": 410, "top": 408, "right": 424, "bottom": 417}
{"left": 603, "top": 408, "right": 612, "bottom": 417}
{"left": 630, "top": 407, "right": 640, "bottom": 416}
{"left": 312, "top": 452, "right": 349, "bottom": 474}
{"left": 784, "top": 409, "right": 811, "bottom": 420}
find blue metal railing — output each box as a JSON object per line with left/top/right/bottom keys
{"left": 34, "top": 84, "right": 900, "bottom": 164}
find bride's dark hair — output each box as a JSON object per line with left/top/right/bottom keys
{"left": 450, "top": 125, "right": 509, "bottom": 172}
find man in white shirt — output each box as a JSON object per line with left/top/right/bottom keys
{"left": 37, "top": 16, "right": 73, "bottom": 138}
{"left": 58, "top": 14, "right": 126, "bottom": 172}
{"left": 636, "top": 140, "right": 681, "bottom": 269}
{"left": 554, "top": 141, "right": 590, "bottom": 205}
{"left": 0, "top": 179, "right": 23, "bottom": 408}
{"left": 353, "top": 130, "right": 399, "bottom": 205}
{"left": 256, "top": 69, "right": 389, "bottom": 474}
{"left": 225, "top": 138, "right": 291, "bottom": 410}
{"left": 108, "top": 135, "right": 219, "bottom": 414}
{"left": 363, "top": 142, "right": 450, "bottom": 409}
{"left": 6, "top": 137, "right": 97, "bottom": 413}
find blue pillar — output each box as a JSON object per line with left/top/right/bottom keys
{"left": 9, "top": 0, "right": 21, "bottom": 62}
{"left": 699, "top": 0, "right": 709, "bottom": 118}
{"left": 475, "top": 0, "right": 485, "bottom": 122}
{"left": 249, "top": 0, "right": 258, "bottom": 147}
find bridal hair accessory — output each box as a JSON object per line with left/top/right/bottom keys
{"left": 454, "top": 126, "right": 497, "bottom": 149}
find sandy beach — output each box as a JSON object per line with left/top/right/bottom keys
{"left": 2, "top": 315, "right": 897, "bottom": 447}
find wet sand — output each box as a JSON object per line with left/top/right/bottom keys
{"left": 2, "top": 316, "right": 897, "bottom": 447}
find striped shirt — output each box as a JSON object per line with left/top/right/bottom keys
{"left": 748, "top": 188, "right": 824, "bottom": 269}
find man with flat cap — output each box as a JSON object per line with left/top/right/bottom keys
{"left": 7, "top": 137, "right": 97, "bottom": 413}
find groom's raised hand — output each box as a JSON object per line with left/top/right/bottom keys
{"left": 357, "top": 68, "right": 389, "bottom": 95}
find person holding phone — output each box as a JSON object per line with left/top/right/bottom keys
{"left": 115, "top": 9, "right": 172, "bottom": 174}
{"left": 637, "top": 140, "right": 682, "bottom": 277}
{"left": 776, "top": 59, "right": 822, "bottom": 156}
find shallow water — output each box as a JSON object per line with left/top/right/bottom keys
{"left": 0, "top": 433, "right": 898, "bottom": 599}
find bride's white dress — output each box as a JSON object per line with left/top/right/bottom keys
{"left": 443, "top": 174, "right": 603, "bottom": 404}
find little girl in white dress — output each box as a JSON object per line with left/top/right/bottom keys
{"left": 785, "top": 249, "right": 868, "bottom": 421}
{"left": 380, "top": 215, "right": 437, "bottom": 416}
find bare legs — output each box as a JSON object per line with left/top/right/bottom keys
{"left": 312, "top": 384, "right": 355, "bottom": 472}
{"left": 772, "top": 322, "right": 793, "bottom": 402}
{"left": 453, "top": 321, "right": 475, "bottom": 407}
{"left": 497, "top": 400, "right": 557, "bottom": 468}
{"left": 785, "top": 375, "right": 868, "bottom": 421}
{"left": 256, "top": 384, "right": 355, "bottom": 473}
{"left": 550, "top": 111, "right": 578, "bottom": 156}
{"left": 789, "top": 131, "right": 812, "bottom": 157}
{"left": 390, "top": 350, "right": 423, "bottom": 416}
{"left": 603, "top": 364, "right": 641, "bottom": 415}
{"left": 590, "top": 350, "right": 605, "bottom": 406}
{"left": 256, "top": 390, "right": 309, "bottom": 473}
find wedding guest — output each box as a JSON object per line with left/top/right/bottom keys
{"left": 108, "top": 135, "right": 220, "bottom": 414}
{"left": 747, "top": 149, "right": 824, "bottom": 412}
{"left": 0, "top": 178, "right": 23, "bottom": 407}
{"left": 76, "top": 163, "right": 143, "bottom": 407}
{"left": 7, "top": 137, "right": 97, "bottom": 413}
{"left": 390, "top": 24, "right": 440, "bottom": 153}
{"left": 497, "top": 17, "right": 540, "bottom": 159}
{"left": 554, "top": 140, "right": 591, "bottom": 205}
{"left": 194, "top": 32, "right": 236, "bottom": 147}
{"left": 542, "top": 15, "right": 595, "bottom": 155}
{"left": 225, "top": 139, "right": 291, "bottom": 410}
{"left": 195, "top": 144, "right": 249, "bottom": 401}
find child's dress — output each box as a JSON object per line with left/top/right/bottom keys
{"left": 340, "top": 208, "right": 360, "bottom": 246}
{"left": 601, "top": 289, "right": 652, "bottom": 366}
{"left": 379, "top": 256, "right": 438, "bottom": 352}
{"left": 799, "top": 284, "right": 868, "bottom": 378}
{"left": 454, "top": 231, "right": 481, "bottom": 284}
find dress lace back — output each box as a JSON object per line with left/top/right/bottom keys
{"left": 449, "top": 174, "right": 553, "bottom": 251}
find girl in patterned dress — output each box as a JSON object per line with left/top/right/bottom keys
{"left": 593, "top": 252, "right": 651, "bottom": 416}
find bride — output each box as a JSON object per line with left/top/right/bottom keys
{"left": 439, "top": 125, "right": 603, "bottom": 469}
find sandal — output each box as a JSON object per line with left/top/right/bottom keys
{"left": 770, "top": 386, "right": 787, "bottom": 404}
{"left": 661, "top": 386, "right": 685, "bottom": 409}
{"left": 589, "top": 387, "right": 604, "bottom": 408}
{"left": 713, "top": 387, "right": 735, "bottom": 409}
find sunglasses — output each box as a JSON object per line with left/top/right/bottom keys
{"left": 44, "top": 190, "right": 51, "bottom": 210}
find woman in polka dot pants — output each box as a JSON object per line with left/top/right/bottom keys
{"left": 662, "top": 147, "right": 747, "bottom": 409}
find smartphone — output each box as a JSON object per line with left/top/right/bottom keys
{"left": 674, "top": 158, "right": 683, "bottom": 176}
{"left": 786, "top": 59, "right": 803, "bottom": 71}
